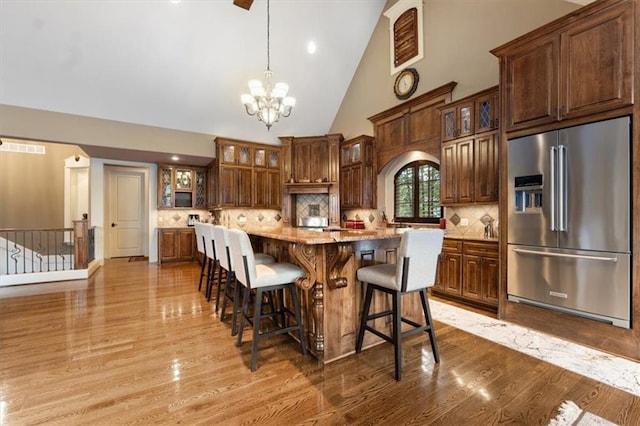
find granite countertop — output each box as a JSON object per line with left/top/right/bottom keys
{"left": 157, "top": 225, "right": 195, "bottom": 229}
{"left": 247, "top": 227, "right": 404, "bottom": 244}
{"left": 444, "top": 232, "right": 499, "bottom": 243}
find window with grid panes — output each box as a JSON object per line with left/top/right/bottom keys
{"left": 394, "top": 160, "right": 441, "bottom": 223}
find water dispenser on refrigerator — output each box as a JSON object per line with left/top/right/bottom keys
{"left": 513, "top": 174, "right": 543, "bottom": 213}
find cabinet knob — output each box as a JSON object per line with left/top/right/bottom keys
{"left": 111, "top": 223, "right": 118, "bottom": 227}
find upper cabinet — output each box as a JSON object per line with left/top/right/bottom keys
{"left": 280, "top": 134, "right": 342, "bottom": 227}
{"left": 340, "top": 135, "right": 375, "bottom": 209}
{"left": 438, "top": 86, "right": 499, "bottom": 205}
{"left": 474, "top": 90, "right": 500, "bottom": 134}
{"left": 158, "top": 165, "right": 207, "bottom": 209}
{"left": 209, "top": 138, "right": 282, "bottom": 210}
{"left": 492, "top": 0, "right": 634, "bottom": 133}
{"left": 440, "top": 100, "right": 474, "bottom": 142}
{"left": 369, "top": 82, "right": 457, "bottom": 171}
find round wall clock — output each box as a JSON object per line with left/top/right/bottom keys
{"left": 393, "top": 68, "right": 419, "bottom": 100}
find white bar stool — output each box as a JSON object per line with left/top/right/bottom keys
{"left": 355, "top": 228, "right": 444, "bottom": 381}
{"left": 212, "top": 225, "right": 274, "bottom": 334}
{"left": 193, "top": 222, "right": 210, "bottom": 293}
{"left": 228, "top": 228, "right": 307, "bottom": 372}
{"left": 201, "top": 223, "right": 220, "bottom": 304}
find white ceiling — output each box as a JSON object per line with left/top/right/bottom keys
{"left": 0, "top": 0, "right": 386, "bottom": 157}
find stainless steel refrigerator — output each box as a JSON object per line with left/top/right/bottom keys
{"left": 507, "top": 116, "right": 631, "bottom": 328}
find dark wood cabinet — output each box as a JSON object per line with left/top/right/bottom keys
{"left": 158, "top": 165, "right": 207, "bottom": 209}
{"left": 158, "top": 228, "right": 195, "bottom": 264}
{"left": 291, "top": 138, "right": 329, "bottom": 183}
{"left": 434, "top": 239, "right": 462, "bottom": 296}
{"left": 474, "top": 90, "right": 500, "bottom": 134}
{"left": 440, "top": 101, "right": 474, "bottom": 142}
{"left": 253, "top": 168, "right": 281, "bottom": 209}
{"left": 369, "top": 82, "right": 457, "bottom": 172}
{"left": 461, "top": 241, "right": 499, "bottom": 306}
{"left": 217, "top": 166, "right": 237, "bottom": 207}
{"left": 474, "top": 132, "right": 499, "bottom": 203}
{"left": 280, "top": 134, "right": 342, "bottom": 227}
{"left": 440, "top": 138, "right": 474, "bottom": 204}
{"left": 494, "top": 0, "right": 634, "bottom": 133}
{"left": 433, "top": 239, "right": 497, "bottom": 309}
{"left": 211, "top": 137, "right": 282, "bottom": 209}
{"left": 439, "top": 86, "right": 499, "bottom": 205}
{"left": 340, "top": 135, "right": 375, "bottom": 209}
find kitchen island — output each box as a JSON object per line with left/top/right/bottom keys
{"left": 247, "top": 227, "right": 421, "bottom": 363}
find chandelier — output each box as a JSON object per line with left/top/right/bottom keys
{"left": 241, "top": 0, "right": 295, "bottom": 130}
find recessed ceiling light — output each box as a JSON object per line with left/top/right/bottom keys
{"left": 307, "top": 41, "right": 317, "bottom": 55}
{"left": 169, "top": 0, "right": 181, "bottom": 4}
{"left": 171, "top": 155, "right": 179, "bottom": 161}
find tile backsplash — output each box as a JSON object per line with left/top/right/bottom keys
{"left": 342, "top": 204, "right": 500, "bottom": 236}
{"left": 445, "top": 204, "right": 499, "bottom": 237}
{"left": 342, "top": 209, "right": 382, "bottom": 229}
{"left": 295, "top": 194, "right": 329, "bottom": 219}
{"left": 157, "top": 209, "right": 210, "bottom": 227}
{"left": 216, "top": 209, "right": 283, "bottom": 230}
{"left": 156, "top": 204, "right": 498, "bottom": 237}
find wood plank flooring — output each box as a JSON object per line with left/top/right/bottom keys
{"left": 1, "top": 259, "right": 639, "bottom": 425}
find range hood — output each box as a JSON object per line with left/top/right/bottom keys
{"left": 285, "top": 182, "right": 332, "bottom": 194}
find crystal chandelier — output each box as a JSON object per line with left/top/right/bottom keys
{"left": 241, "top": 0, "right": 295, "bottom": 130}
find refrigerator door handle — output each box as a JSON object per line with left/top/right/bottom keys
{"left": 558, "top": 144, "right": 567, "bottom": 231}
{"left": 550, "top": 146, "right": 557, "bottom": 231}
{"left": 512, "top": 248, "right": 618, "bottom": 262}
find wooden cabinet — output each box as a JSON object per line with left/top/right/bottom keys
{"left": 211, "top": 138, "right": 282, "bottom": 209}
{"left": 253, "top": 168, "right": 282, "bottom": 209}
{"left": 474, "top": 90, "right": 499, "bottom": 134}
{"left": 435, "top": 239, "right": 463, "bottom": 296}
{"left": 493, "top": 0, "right": 634, "bottom": 133}
{"left": 433, "top": 239, "right": 498, "bottom": 309}
{"left": 461, "top": 241, "right": 499, "bottom": 306}
{"left": 440, "top": 138, "right": 474, "bottom": 204}
{"left": 440, "top": 100, "right": 474, "bottom": 142}
{"left": 369, "top": 82, "right": 457, "bottom": 171}
{"left": 280, "top": 134, "right": 342, "bottom": 227}
{"left": 340, "top": 135, "right": 375, "bottom": 209}
{"left": 158, "top": 228, "right": 195, "bottom": 264}
{"left": 438, "top": 86, "right": 499, "bottom": 205}
{"left": 158, "top": 165, "right": 207, "bottom": 209}
{"left": 474, "top": 132, "right": 499, "bottom": 203}
{"left": 291, "top": 138, "right": 329, "bottom": 182}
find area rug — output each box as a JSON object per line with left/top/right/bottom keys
{"left": 128, "top": 256, "right": 148, "bottom": 262}
{"left": 549, "top": 401, "right": 617, "bottom": 426}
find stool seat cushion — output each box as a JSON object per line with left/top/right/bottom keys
{"left": 254, "top": 263, "right": 304, "bottom": 288}
{"left": 255, "top": 253, "right": 276, "bottom": 265}
{"left": 356, "top": 264, "right": 396, "bottom": 290}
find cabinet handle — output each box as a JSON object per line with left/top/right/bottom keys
{"left": 495, "top": 117, "right": 499, "bottom": 127}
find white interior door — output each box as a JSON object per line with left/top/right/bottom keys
{"left": 107, "top": 168, "right": 144, "bottom": 258}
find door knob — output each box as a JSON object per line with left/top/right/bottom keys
{"left": 111, "top": 223, "right": 118, "bottom": 227}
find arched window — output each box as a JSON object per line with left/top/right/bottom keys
{"left": 394, "top": 160, "right": 441, "bottom": 223}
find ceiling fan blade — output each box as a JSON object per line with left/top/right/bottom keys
{"left": 233, "top": 0, "right": 254, "bottom": 10}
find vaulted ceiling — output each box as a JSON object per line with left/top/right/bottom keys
{"left": 0, "top": 0, "right": 386, "bottom": 148}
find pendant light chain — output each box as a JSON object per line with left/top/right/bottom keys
{"left": 266, "top": 0, "right": 270, "bottom": 72}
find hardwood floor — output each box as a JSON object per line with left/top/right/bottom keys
{"left": 1, "top": 259, "right": 639, "bottom": 425}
